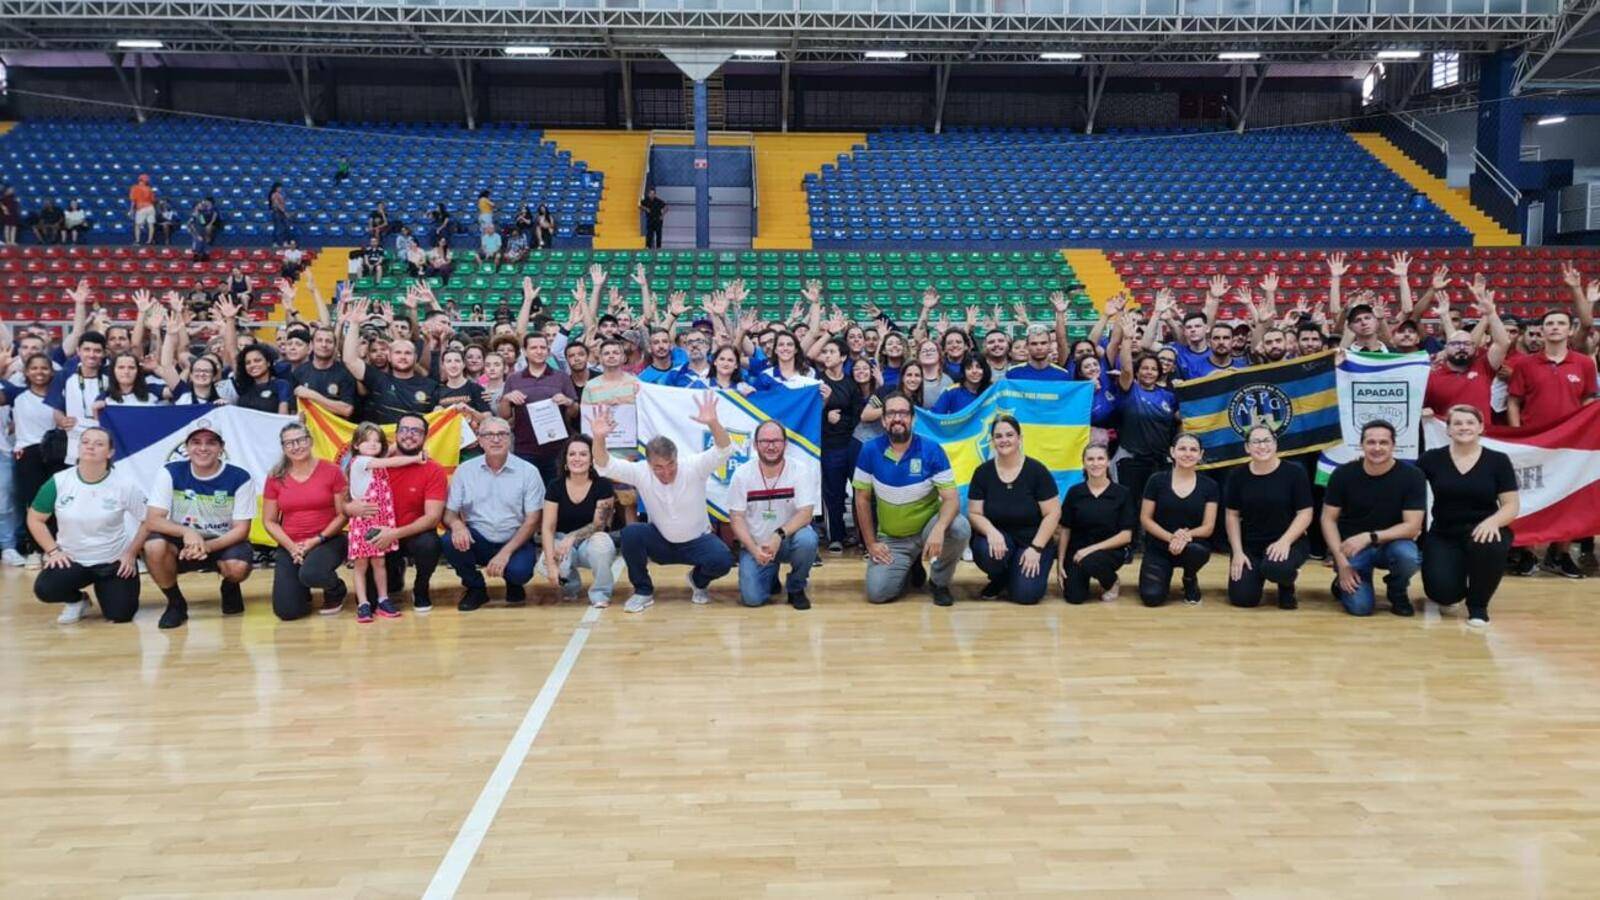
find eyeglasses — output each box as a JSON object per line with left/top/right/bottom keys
{"left": 1247, "top": 437, "right": 1276, "bottom": 446}
{"left": 397, "top": 425, "right": 427, "bottom": 435}
{"left": 884, "top": 411, "right": 913, "bottom": 419}
{"left": 281, "top": 436, "right": 310, "bottom": 448}
{"left": 479, "top": 431, "right": 511, "bottom": 440}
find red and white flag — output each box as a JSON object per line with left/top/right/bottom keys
{"left": 1424, "top": 403, "right": 1600, "bottom": 547}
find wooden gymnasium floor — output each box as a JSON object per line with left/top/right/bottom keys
{"left": 2, "top": 554, "right": 1599, "bottom": 899}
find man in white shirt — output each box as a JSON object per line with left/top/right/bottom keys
{"left": 727, "top": 420, "right": 819, "bottom": 610}
{"left": 591, "top": 391, "right": 733, "bottom": 613}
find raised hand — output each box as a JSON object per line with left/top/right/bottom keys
{"left": 521, "top": 276, "right": 540, "bottom": 306}
{"left": 67, "top": 277, "right": 92, "bottom": 306}
{"left": 1387, "top": 251, "right": 1412, "bottom": 279}
{"left": 631, "top": 263, "right": 649, "bottom": 288}
{"left": 1207, "top": 274, "right": 1229, "bottom": 299}
{"left": 1049, "top": 290, "right": 1069, "bottom": 313}
{"left": 921, "top": 286, "right": 939, "bottom": 310}
{"left": 964, "top": 305, "right": 979, "bottom": 329}
{"left": 800, "top": 279, "right": 823, "bottom": 305}
{"left": 1326, "top": 252, "right": 1348, "bottom": 279}
{"left": 1260, "top": 270, "right": 1280, "bottom": 294}
{"left": 690, "top": 391, "right": 719, "bottom": 427}
{"left": 725, "top": 278, "right": 748, "bottom": 306}
{"left": 1430, "top": 265, "right": 1451, "bottom": 292}
{"left": 588, "top": 263, "right": 607, "bottom": 289}
{"left": 1105, "top": 293, "right": 1127, "bottom": 316}
{"left": 1154, "top": 287, "right": 1176, "bottom": 314}
{"left": 667, "top": 291, "right": 689, "bottom": 317}
{"left": 214, "top": 296, "right": 240, "bottom": 321}
{"left": 1562, "top": 261, "right": 1583, "bottom": 289}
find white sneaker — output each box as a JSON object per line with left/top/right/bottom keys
{"left": 25, "top": 552, "right": 41, "bottom": 570}
{"left": 1, "top": 549, "right": 25, "bottom": 567}
{"left": 1101, "top": 580, "right": 1120, "bottom": 604}
{"left": 57, "top": 599, "right": 90, "bottom": 624}
{"left": 590, "top": 595, "right": 611, "bottom": 609}
{"left": 623, "top": 593, "right": 654, "bottom": 614}
{"left": 1467, "top": 617, "right": 1489, "bottom": 628}
{"left": 686, "top": 571, "right": 711, "bottom": 605}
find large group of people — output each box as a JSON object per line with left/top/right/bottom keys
{"left": 5, "top": 247, "right": 1597, "bottom": 631}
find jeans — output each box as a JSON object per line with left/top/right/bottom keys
{"left": 271, "top": 536, "right": 349, "bottom": 620}
{"left": 442, "top": 526, "right": 539, "bottom": 593}
{"left": 1063, "top": 547, "right": 1125, "bottom": 604}
{"left": 1421, "top": 530, "right": 1510, "bottom": 620}
{"left": 0, "top": 451, "right": 16, "bottom": 551}
{"left": 553, "top": 531, "right": 618, "bottom": 604}
{"left": 1138, "top": 537, "right": 1213, "bottom": 606}
{"left": 737, "top": 527, "right": 819, "bottom": 606}
{"left": 619, "top": 523, "right": 733, "bottom": 596}
{"left": 1334, "top": 539, "right": 1421, "bottom": 616}
{"left": 35, "top": 561, "right": 140, "bottom": 622}
{"left": 820, "top": 442, "right": 856, "bottom": 544}
{"left": 970, "top": 530, "right": 1056, "bottom": 605}
{"left": 865, "top": 514, "right": 971, "bottom": 604}
{"left": 1227, "top": 542, "right": 1309, "bottom": 608}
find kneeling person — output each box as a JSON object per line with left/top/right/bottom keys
{"left": 592, "top": 392, "right": 735, "bottom": 613}
{"left": 143, "top": 425, "right": 256, "bottom": 629}
{"left": 1321, "top": 420, "right": 1425, "bottom": 617}
{"left": 853, "top": 393, "right": 970, "bottom": 606}
{"left": 727, "top": 421, "right": 820, "bottom": 610}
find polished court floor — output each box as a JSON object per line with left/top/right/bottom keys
{"left": 2, "top": 557, "right": 1598, "bottom": 898}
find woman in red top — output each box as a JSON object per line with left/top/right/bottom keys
{"left": 262, "top": 421, "right": 349, "bottom": 620}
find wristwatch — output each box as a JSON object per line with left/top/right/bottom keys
{"left": 775, "top": 526, "right": 787, "bottom": 539}
{"left": 1029, "top": 543, "right": 1046, "bottom": 553}
{"left": 1368, "top": 531, "right": 1380, "bottom": 547}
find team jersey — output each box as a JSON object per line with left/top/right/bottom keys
{"left": 852, "top": 434, "right": 954, "bottom": 538}
{"left": 149, "top": 461, "right": 257, "bottom": 538}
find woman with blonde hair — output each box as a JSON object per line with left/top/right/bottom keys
{"left": 1417, "top": 404, "right": 1519, "bottom": 626}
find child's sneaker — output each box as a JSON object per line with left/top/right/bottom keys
{"left": 356, "top": 601, "right": 374, "bottom": 623}
{"left": 376, "top": 598, "right": 402, "bottom": 619}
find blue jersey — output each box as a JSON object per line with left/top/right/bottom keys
{"left": 1116, "top": 383, "right": 1178, "bottom": 457}
{"left": 1004, "top": 363, "right": 1073, "bottom": 382}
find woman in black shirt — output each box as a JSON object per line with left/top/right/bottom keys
{"left": 968, "top": 416, "right": 1061, "bottom": 604}
{"left": 231, "top": 345, "right": 291, "bottom": 414}
{"left": 541, "top": 435, "right": 618, "bottom": 607}
{"left": 1058, "top": 443, "right": 1135, "bottom": 604}
{"left": 1417, "top": 405, "right": 1519, "bottom": 625}
{"left": 1224, "top": 425, "right": 1314, "bottom": 610}
{"left": 1138, "top": 433, "right": 1219, "bottom": 606}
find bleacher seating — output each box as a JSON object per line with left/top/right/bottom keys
{"left": 0, "top": 244, "right": 313, "bottom": 319}
{"left": 352, "top": 248, "right": 1096, "bottom": 332}
{"left": 806, "top": 127, "right": 1472, "bottom": 249}
{"left": 0, "top": 119, "right": 600, "bottom": 246}
{"left": 1106, "top": 246, "right": 1600, "bottom": 321}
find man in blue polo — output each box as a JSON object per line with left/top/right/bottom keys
{"left": 143, "top": 424, "right": 257, "bottom": 629}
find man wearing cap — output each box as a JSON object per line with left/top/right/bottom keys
{"left": 128, "top": 174, "right": 157, "bottom": 245}
{"left": 142, "top": 425, "right": 257, "bottom": 629}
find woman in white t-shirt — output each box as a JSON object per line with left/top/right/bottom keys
{"left": 3, "top": 352, "right": 68, "bottom": 565}
{"left": 95, "top": 352, "right": 164, "bottom": 414}
{"left": 28, "top": 426, "right": 147, "bottom": 624}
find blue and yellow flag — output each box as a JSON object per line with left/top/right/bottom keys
{"left": 914, "top": 379, "right": 1092, "bottom": 505}
{"left": 1174, "top": 349, "right": 1340, "bottom": 470}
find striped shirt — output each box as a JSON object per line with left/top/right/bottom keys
{"left": 852, "top": 434, "right": 954, "bottom": 538}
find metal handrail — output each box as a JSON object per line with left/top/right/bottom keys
{"left": 1472, "top": 148, "right": 1523, "bottom": 206}
{"left": 1395, "top": 111, "right": 1448, "bottom": 156}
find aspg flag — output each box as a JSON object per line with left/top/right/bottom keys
{"left": 634, "top": 382, "right": 823, "bottom": 522}
{"left": 100, "top": 405, "right": 295, "bottom": 545}
{"left": 1317, "top": 350, "right": 1432, "bottom": 484}
{"left": 1423, "top": 404, "right": 1600, "bottom": 547}
{"left": 1175, "top": 350, "right": 1340, "bottom": 469}
{"left": 914, "top": 379, "right": 1091, "bottom": 505}
{"left": 301, "top": 401, "right": 475, "bottom": 472}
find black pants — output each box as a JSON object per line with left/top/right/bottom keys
{"left": 1227, "top": 542, "right": 1309, "bottom": 607}
{"left": 363, "top": 532, "right": 442, "bottom": 602}
{"left": 35, "top": 562, "right": 140, "bottom": 622}
{"left": 1300, "top": 455, "right": 1327, "bottom": 557}
{"left": 645, "top": 220, "right": 663, "bottom": 248}
{"left": 1422, "top": 530, "right": 1511, "bottom": 620}
{"left": 14, "top": 444, "right": 59, "bottom": 553}
{"left": 1116, "top": 455, "right": 1162, "bottom": 543}
{"left": 271, "top": 536, "right": 349, "bottom": 621}
{"left": 1138, "top": 538, "right": 1212, "bottom": 606}
{"left": 1063, "top": 547, "right": 1124, "bottom": 604}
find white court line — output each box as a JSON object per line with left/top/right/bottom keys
{"left": 424, "top": 604, "right": 603, "bottom": 899}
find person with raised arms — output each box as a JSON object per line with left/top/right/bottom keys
{"left": 591, "top": 391, "right": 734, "bottom": 613}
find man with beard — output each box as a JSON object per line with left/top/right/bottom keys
{"left": 853, "top": 393, "right": 970, "bottom": 607}
{"left": 636, "top": 327, "right": 682, "bottom": 384}
{"left": 980, "top": 328, "right": 1011, "bottom": 373}
{"left": 347, "top": 413, "right": 447, "bottom": 612}
{"left": 1294, "top": 322, "right": 1327, "bottom": 358}
{"left": 291, "top": 324, "right": 357, "bottom": 417}
{"left": 727, "top": 421, "right": 819, "bottom": 610}
{"left": 1252, "top": 327, "right": 1290, "bottom": 364}
{"left": 499, "top": 331, "right": 577, "bottom": 484}
{"left": 142, "top": 426, "right": 257, "bottom": 629}
{"left": 340, "top": 299, "right": 439, "bottom": 426}
{"left": 1423, "top": 286, "right": 1510, "bottom": 420}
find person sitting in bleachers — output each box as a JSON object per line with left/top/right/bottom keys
{"left": 31, "top": 199, "right": 65, "bottom": 245}
{"left": 61, "top": 200, "right": 90, "bottom": 244}
{"left": 154, "top": 197, "right": 178, "bottom": 245}
{"left": 1, "top": 184, "right": 21, "bottom": 245}
{"left": 476, "top": 223, "right": 505, "bottom": 273}
{"left": 360, "top": 237, "right": 386, "bottom": 281}
{"left": 426, "top": 237, "right": 455, "bottom": 286}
